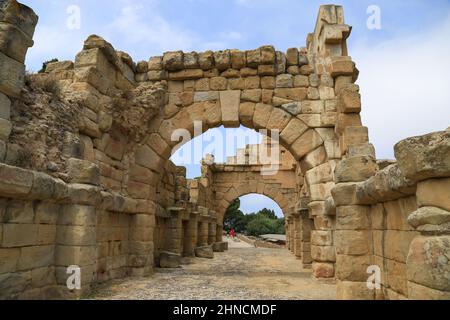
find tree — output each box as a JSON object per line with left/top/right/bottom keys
{"left": 256, "top": 208, "right": 277, "bottom": 219}
{"left": 223, "top": 199, "right": 247, "bottom": 233}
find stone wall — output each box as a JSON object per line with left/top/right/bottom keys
{"left": 331, "top": 129, "right": 450, "bottom": 299}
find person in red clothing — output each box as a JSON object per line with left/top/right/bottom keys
{"left": 229, "top": 228, "right": 235, "bottom": 238}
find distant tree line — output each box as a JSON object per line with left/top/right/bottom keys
{"left": 223, "top": 199, "right": 285, "bottom": 236}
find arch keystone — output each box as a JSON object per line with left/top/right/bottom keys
{"left": 219, "top": 90, "right": 241, "bottom": 127}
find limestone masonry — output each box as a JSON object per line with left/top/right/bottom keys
{"left": 0, "top": 1, "right": 449, "bottom": 300}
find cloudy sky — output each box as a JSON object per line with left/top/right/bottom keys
{"left": 21, "top": 0, "right": 450, "bottom": 217}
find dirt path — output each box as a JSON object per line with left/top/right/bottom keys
{"left": 89, "top": 246, "right": 336, "bottom": 300}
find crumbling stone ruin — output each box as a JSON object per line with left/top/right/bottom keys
{"left": 0, "top": 1, "right": 449, "bottom": 300}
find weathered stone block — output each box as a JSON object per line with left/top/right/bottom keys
{"left": 18, "top": 245, "right": 54, "bottom": 270}
{"left": 148, "top": 56, "right": 162, "bottom": 70}
{"left": 55, "top": 245, "right": 96, "bottom": 267}
{"left": 67, "top": 158, "right": 100, "bottom": 185}
{"left": 194, "top": 245, "right": 214, "bottom": 259}
{"left": 258, "top": 65, "right": 277, "bottom": 76}
{"left": 306, "top": 162, "right": 334, "bottom": 185}
{"left": 416, "top": 178, "right": 450, "bottom": 212}
{"left": 384, "top": 230, "right": 418, "bottom": 262}
{"left": 394, "top": 130, "right": 450, "bottom": 182}
{"left": 197, "top": 51, "right": 214, "bottom": 70}
{"left": 330, "top": 56, "right": 355, "bottom": 77}
{"left": 214, "top": 50, "right": 231, "bottom": 71}
{"left": 286, "top": 48, "right": 299, "bottom": 66}
{"left": 335, "top": 113, "right": 362, "bottom": 135}
{"left": 3, "top": 200, "right": 33, "bottom": 224}
{"left": 0, "top": 92, "right": 11, "bottom": 120}
{"left": 336, "top": 280, "right": 375, "bottom": 300}
{"left": 212, "top": 241, "right": 228, "bottom": 252}
{"left": 159, "top": 251, "right": 181, "bottom": 268}
{"left": 168, "top": 69, "right": 203, "bottom": 81}
{"left": 252, "top": 103, "right": 273, "bottom": 129}
{"left": 312, "top": 262, "right": 334, "bottom": 278}
{"left": 0, "top": 118, "right": 11, "bottom": 140}
{"left": 336, "top": 254, "right": 372, "bottom": 282}
{"left": 275, "top": 74, "right": 293, "bottom": 88}
{"left": 266, "top": 107, "right": 291, "bottom": 131}
{"left": 336, "top": 205, "right": 370, "bottom": 230}
{"left": 335, "top": 230, "right": 371, "bottom": 255}
{"left": 311, "top": 245, "right": 336, "bottom": 262}
{"left": 135, "top": 144, "right": 163, "bottom": 172}
{"left": 37, "top": 224, "right": 56, "bottom": 245}
{"left": 230, "top": 50, "right": 246, "bottom": 69}
{"left": 274, "top": 88, "right": 307, "bottom": 101}
{"left": 308, "top": 201, "right": 326, "bottom": 217}
{"left": 56, "top": 226, "right": 96, "bottom": 246}
{"left": 246, "top": 49, "right": 260, "bottom": 68}
{"left": 384, "top": 197, "right": 417, "bottom": 231}
{"left": 34, "top": 202, "right": 60, "bottom": 225}
{"left": 194, "top": 91, "right": 219, "bottom": 102}
{"left": 300, "top": 146, "right": 327, "bottom": 172}
{"left": 340, "top": 126, "right": 369, "bottom": 154}
{"left": 0, "top": 248, "right": 20, "bottom": 273}
{"left": 338, "top": 88, "right": 361, "bottom": 113}
{"left": 0, "top": 48, "right": 25, "bottom": 97}
{"left": 408, "top": 206, "right": 450, "bottom": 230}
{"left": 290, "top": 129, "right": 323, "bottom": 160}
{"left": 147, "top": 70, "right": 167, "bottom": 81}
{"left": 162, "top": 51, "right": 184, "bottom": 71}
{"left": 407, "top": 235, "right": 450, "bottom": 291}
{"left": 0, "top": 164, "right": 33, "bottom": 197}
{"left": 347, "top": 143, "right": 375, "bottom": 158}
{"left": 334, "top": 156, "right": 378, "bottom": 183}
{"left": 311, "top": 230, "right": 333, "bottom": 246}
{"left": 58, "top": 205, "right": 96, "bottom": 227}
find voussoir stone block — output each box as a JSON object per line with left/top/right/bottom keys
{"left": 290, "top": 129, "right": 323, "bottom": 160}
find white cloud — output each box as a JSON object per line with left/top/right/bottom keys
{"left": 104, "top": 3, "right": 199, "bottom": 53}
{"left": 352, "top": 13, "right": 450, "bottom": 159}
{"left": 26, "top": 25, "right": 86, "bottom": 71}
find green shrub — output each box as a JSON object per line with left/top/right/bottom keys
{"left": 38, "top": 58, "right": 58, "bottom": 73}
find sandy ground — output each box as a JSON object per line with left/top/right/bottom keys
{"left": 88, "top": 239, "right": 336, "bottom": 300}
